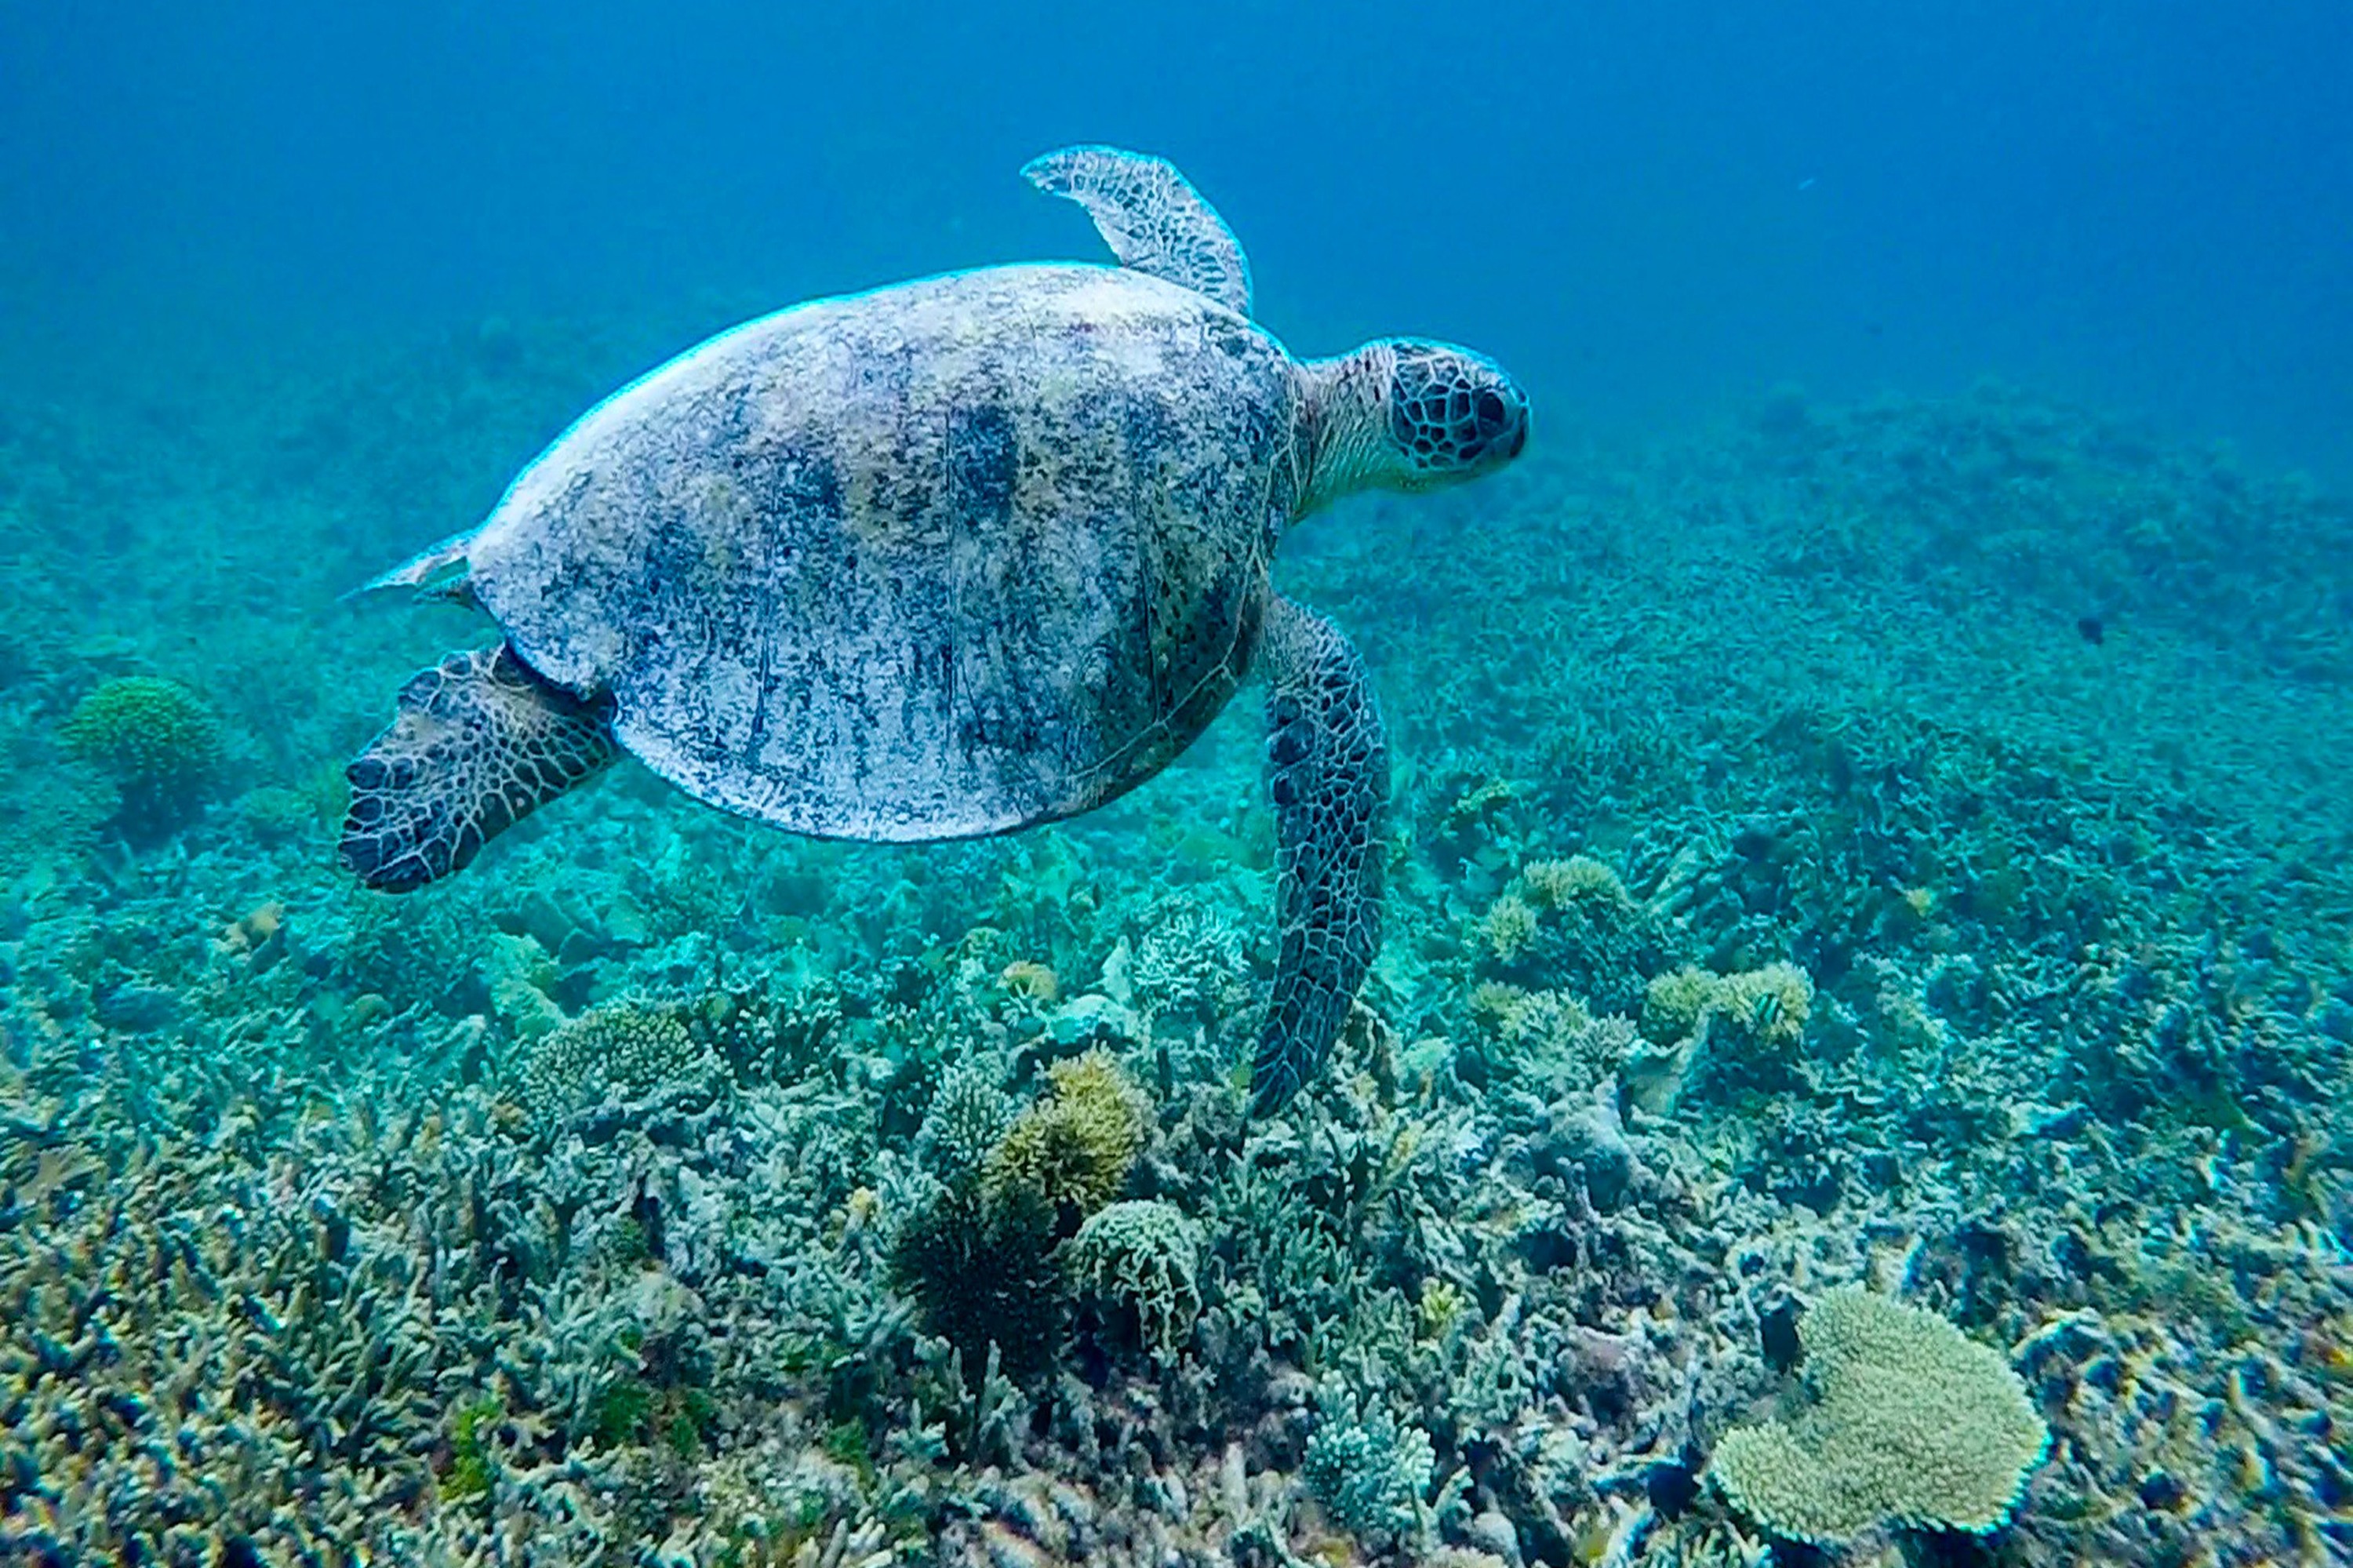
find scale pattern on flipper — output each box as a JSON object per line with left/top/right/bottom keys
{"left": 340, "top": 645, "right": 618, "bottom": 893}
{"left": 1023, "top": 144, "right": 1253, "bottom": 317}
{"left": 1250, "top": 597, "right": 1388, "bottom": 1115}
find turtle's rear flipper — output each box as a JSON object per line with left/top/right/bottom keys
{"left": 340, "top": 645, "right": 618, "bottom": 893}
{"left": 1249, "top": 598, "right": 1389, "bottom": 1116}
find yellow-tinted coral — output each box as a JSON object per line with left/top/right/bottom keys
{"left": 998, "top": 959, "right": 1060, "bottom": 1002}
{"left": 1642, "top": 961, "right": 1813, "bottom": 1048}
{"left": 1472, "top": 978, "right": 1636, "bottom": 1094}
{"left": 1708, "top": 1287, "right": 2049, "bottom": 1544}
{"left": 1467, "top": 979, "right": 1531, "bottom": 1030}
{"left": 984, "top": 1050, "right": 1149, "bottom": 1221}
{"left": 1518, "top": 854, "right": 1631, "bottom": 911}
{"left": 1416, "top": 1277, "right": 1469, "bottom": 1341}
{"left": 1642, "top": 965, "right": 1721, "bottom": 1044}
{"left": 1479, "top": 893, "right": 1539, "bottom": 961}
{"left": 1717, "top": 961, "right": 1814, "bottom": 1049}
{"left": 58, "top": 676, "right": 224, "bottom": 816}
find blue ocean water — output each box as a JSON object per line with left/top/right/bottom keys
{"left": 4, "top": 2, "right": 2349, "bottom": 467}
{"left": 2, "top": 5, "right": 2350, "bottom": 1566}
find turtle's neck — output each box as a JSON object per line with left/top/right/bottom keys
{"left": 1297, "top": 344, "right": 1398, "bottom": 515}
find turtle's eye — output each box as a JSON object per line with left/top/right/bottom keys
{"left": 1475, "top": 389, "right": 1510, "bottom": 435}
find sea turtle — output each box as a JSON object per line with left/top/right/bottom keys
{"left": 341, "top": 145, "right": 1529, "bottom": 1113}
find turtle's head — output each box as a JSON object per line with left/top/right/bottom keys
{"left": 1381, "top": 340, "right": 1531, "bottom": 484}
{"left": 1300, "top": 340, "right": 1529, "bottom": 513}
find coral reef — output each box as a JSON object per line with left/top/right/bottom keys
{"left": 2, "top": 344, "right": 2347, "bottom": 1566}
{"left": 1707, "top": 1286, "right": 2050, "bottom": 1544}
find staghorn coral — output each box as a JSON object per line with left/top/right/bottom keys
{"left": 0, "top": 1077, "right": 617, "bottom": 1566}
{"left": 984, "top": 1050, "right": 1151, "bottom": 1226}
{"left": 56, "top": 675, "right": 224, "bottom": 826}
{"left": 511, "top": 1000, "right": 728, "bottom": 1127}
{"left": 678, "top": 976, "right": 846, "bottom": 1087}
{"left": 1707, "top": 1286, "right": 2049, "bottom": 1545}
{"left": 1061, "top": 1199, "right": 1203, "bottom": 1360}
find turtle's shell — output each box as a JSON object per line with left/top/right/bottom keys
{"left": 464, "top": 264, "right": 1306, "bottom": 840}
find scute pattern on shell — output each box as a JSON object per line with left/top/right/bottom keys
{"left": 465, "top": 264, "right": 1308, "bottom": 840}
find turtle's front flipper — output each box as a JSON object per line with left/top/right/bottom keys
{"left": 1250, "top": 598, "right": 1389, "bottom": 1116}
{"left": 340, "top": 645, "right": 618, "bottom": 893}
{"left": 1021, "top": 144, "right": 1253, "bottom": 318}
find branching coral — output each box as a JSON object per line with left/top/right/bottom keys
{"left": 1519, "top": 854, "right": 1632, "bottom": 911}
{"left": 1124, "top": 903, "right": 1249, "bottom": 1030}
{"left": 1303, "top": 1384, "right": 1438, "bottom": 1549}
{"left": 895, "top": 1053, "right": 1156, "bottom": 1377}
{"left": 1707, "top": 1286, "right": 2049, "bottom": 1544}
{"left": 0, "top": 1089, "right": 603, "bottom": 1564}
{"left": 1467, "top": 980, "right": 1637, "bottom": 1094}
{"left": 914, "top": 1056, "right": 1016, "bottom": 1193}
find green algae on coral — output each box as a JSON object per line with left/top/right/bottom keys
{"left": 442, "top": 1395, "right": 504, "bottom": 1504}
